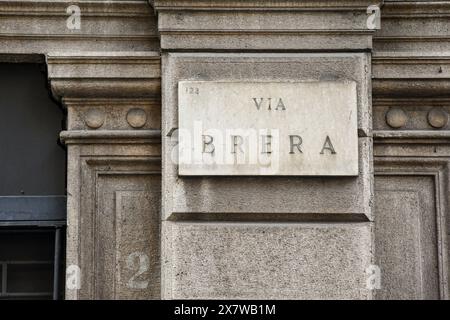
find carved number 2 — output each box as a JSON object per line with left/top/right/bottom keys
{"left": 126, "top": 252, "right": 149, "bottom": 289}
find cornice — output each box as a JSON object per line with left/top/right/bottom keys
{"left": 151, "top": 0, "right": 382, "bottom": 11}
{"left": 152, "top": 0, "right": 381, "bottom": 50}
{"left": 47, "top": 51, "right": 161, "bottom": 65}
{"left": 372, "top": 54, "right": 450, "bottom": 73}
{"left": 381, "top": 1, "right": 450, "bottom": 17}
{"left": 374, "top": 1, "right": 450, "bottom": 59}
{"left": 372, "top": 79, "right": 450, "bottom": 98}
{"left": 373, "top": 2, "right": 450, "bottom": 97}
{"left": 0, "top": 0, "right": 153, "bottom": 17}
{"left": 47, "top": 52, "right": 161, "bottom": 100}
{"left": 0, "top": 0, "right": 159, "bottom": 55}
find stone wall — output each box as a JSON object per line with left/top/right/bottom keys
{"left": 0, "top": 0, "right": 448, "bottom": 299}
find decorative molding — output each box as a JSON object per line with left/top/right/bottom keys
{"left": 152, "top": 0, "right": 381, "bottom": 50}
{"left": 46, "top": 52, "right": 161, "bottom": 144}
{"left": 151, "top": 0, "right": 382, "bottom": 11}
{"left": 373, "top": 1, "right": 450, "bottom": 93}
{"left": 372, "top": 79, "right": 450, "bottom": 98}
{"left": 373, "top": 56, "right": 450, "bottom": 77}
{"left": 373, "top": 159, "right": 449, "bottom": 300}
{"left": 75, "top": 156, "right": 161, "bottom": 299}
{"left": 0, "top": 0, "right": 159, "bottom": 55}
{"left": 374, "top": 130, "right": 450, "bottom": 141}
{"left": 61, "top": 97, "right": 160, "bottom": 131}
{"left": 379, "top": 1, "right": 450, "bottom": 18}
{"left": 385, "top": 107, "right": 408, "bottom": 129}
{"left": 60, "top": 130, "right": 161, "bottom": 144}
{"left": 374, "top": 131, "right": 450, "bottom": 160}
{"left": 47, "top": 52, "right": 161, "bottom": 100}
{"left": 373, "top": 98, "right": 450, "bottom": 131}
{"left": 1, "top": 0, "right": 155, "bottom": 17}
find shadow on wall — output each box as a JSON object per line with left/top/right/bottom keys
{"left": 0, "top": 63, "right": 66, "bottom": 197}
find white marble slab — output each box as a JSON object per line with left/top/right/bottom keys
{"left": 178, "top": 81, "right": 358, "bottom": 176}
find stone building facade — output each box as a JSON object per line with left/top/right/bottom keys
{"left": 0, "top": 0, "right": 449, "bottom": 300}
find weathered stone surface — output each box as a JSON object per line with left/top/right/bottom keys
{"left": 162, "top": 222, "right": 373, "bottom": 299}
{"left": 5, "top": 0, "right": 450, "bottom": 301}
{"left": 46, "top": 51, "right": 163, "bottom": 300}
{"left": 178, "top": 81, "right": 358, "bottom": 176}
{"left": 153, "top": 0, "right": 377, "bottom": 51}
{"left": 65, "top": 145, "right": 162, "bottom": 300}
{"left": 66, "top": 99, "right": 160, "bottom": 131}
{"left": 373, "top": 100, "right": 450, "bottom": 131}
{"left": 374, "top": 1, "right": 450, "bottom": 56}
{"left": 158, "top": 20, "right": 376, "bottom": 296}
{"left": 94, "top": 167, "right": 161, "bottom": 299}
{"left": 46, "top": 52, "right": 161, "bottom": 99}
{"left": 163, "top": 52, "right": 373, "bottom": 220}
{"left": 373, "top": 2, "right": 450, "bottom": 99}
{"left": 0, "top": 0, "right": 159, "bottom": 54}
{"left": 374, "top": 171, "right": 445, "bottom": 299}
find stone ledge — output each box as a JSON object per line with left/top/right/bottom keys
{"left": 0, "top": 0, "right": 153, "bottom": 16}
{"left": 374, "top": 130, "right": 450, "bottom": 142}
{"left": 162, "top": 221, "right": 373, "bottom": 299}
{"left": 372, "top": 2, "right": 450, "bottom": 98}
{"left": 373, "top": 79, "right": 450, "bottom": 98}
{"left": 152, "top": 0, "right": 381, "bottom": 50}
{"left": 47, "top": 52, "right": 161, "bottom": 99}
{"left": 380, "top": 1, "right": 450, "bottom": 17}
{"left": 151, "top": 0, "right": 381, "bottom": 11}
{"left": 374, "top": 1, "right": 450, "bottom": 58}
{"left": 60, "top": 129, "right": 161, "bottom": 144}
{"left": 0, "top": 0, "right": 159, "bottom": 54}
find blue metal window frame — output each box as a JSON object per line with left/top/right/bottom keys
{"left": 0, "top": 196, "right": 66, "bottom": 227}
{"left": 0, "top": 196, "right": 66, "bottom": 299}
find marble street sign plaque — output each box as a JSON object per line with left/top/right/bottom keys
{"left": 178, "top": 81, "right": 358, "bottom": 176}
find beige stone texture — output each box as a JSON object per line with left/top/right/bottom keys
{"left": 178, "top": 81, "right": 359, "bottom": 176}
{"left": 153, "top": 0, "right": 378, "bottom": 51}
{"left": 164, "top": 222, "right": 373, "bottom": 299}
{"left": 0, "top": 0, "right": 449, "bottom": 301}
{"left": 47, "top": 52, "right": 162, "bottom": 299}
{"left": 162, "top": 53, "right": 373, "bottom": 221}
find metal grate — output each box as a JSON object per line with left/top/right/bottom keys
{"left": 0, "top": 228, "right": 64, "bottom": 300}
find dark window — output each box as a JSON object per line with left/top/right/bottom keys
{"left": 0, "top": 229, "right": 65, "bottom": 299}
{"left": 0, "top": 63, "right": 66, "bottom": 300}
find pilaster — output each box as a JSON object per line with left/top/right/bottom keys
{"left": 371, "top": 1, "right": 450, "bottom": 299}
{"left": 47, "top": 52, "right": 162, "bottom": 299}
{"left": 152, "top": 0, "right": 380, "bottom": 299}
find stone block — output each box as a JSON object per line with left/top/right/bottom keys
{"left": 178, "top": 81, "right": 359, "bottom": 176}
{"left": 162, "top": 52, "right": 373, "bottom": 220}
{"left": 162, "top": 221, "right": 373, "bottom": 299}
